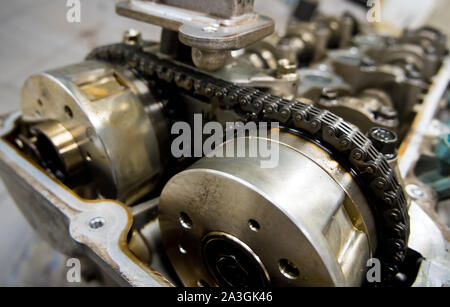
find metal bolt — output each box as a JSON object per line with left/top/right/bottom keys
{"left": 406, "top": 184, "right": 426, "bottom": 200}
{"left": 277, "top": 59, "right": 297, "bottom": 76}
{"left": 123, "top": 29, "right": 142, "bottom": 46}
{"left": 89, "top": 217, "right": 105, "bottom": 229}
{"left": 368, "top": 127, "right": 398, "bottom": 159}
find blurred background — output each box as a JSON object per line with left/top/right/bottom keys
{"left": 0, "top": 0, "right": 449, "bottom": 286}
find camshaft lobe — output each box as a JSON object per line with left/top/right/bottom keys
{"left": 87, "top": 43, "right": 410, "bottom": 284}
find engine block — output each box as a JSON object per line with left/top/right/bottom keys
{"left": 0, "top": 0, "right": 449, "bottom": 288}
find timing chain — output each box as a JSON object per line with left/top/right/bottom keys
{"left": 87, "top": 43, "right": 410, "bottom": 284}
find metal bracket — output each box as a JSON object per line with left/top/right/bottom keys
{"left": 116, "top": 0, "right": 274, "bottom": 51}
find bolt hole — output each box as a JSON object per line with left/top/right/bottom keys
{"left": 37, "top": 99, "right": 43, "bottom": 106}
{"left": 179, "top": 212, "right": 193, "bottom": 229}
{"left": 197, "top": 280, "right": 209, "bottom": 287}
{"left": 248, "top": 219, "right": 260, "bottom": 232}
{"left": 278, "top": 259, "right": 299, "bottom": 280}
{"left": 64, "top": 105, "right": 73, "bottom": 118}
{"left": 89, "top": 217, "right": 105, "bottom": 229}
{"left": 178, "top": 245, "right": 187, "bottom": 255}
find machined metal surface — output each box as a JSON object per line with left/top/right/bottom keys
{"left": 297, "top": 68, "right": 350, "bottom": 100}
{"left": 0, "top": 113, "right": 171, "bottom": 287}
{"left": 1, "top": 2, "right": 449, "bottom": 288}
{"left": 159, "top": 131, "right": 376, "bottom": 286}
{"left": 213, "top": 57, "right": 299, "bottom": 99}
{"left": 88, "top": 42, "right": 411, "bottom": 283}
{"left": 30, "top": 120, "right": 86, "bottom": 185}
{"left": 116, "top": 0, "right": 274, "bottom": 51}
{"left": 21, "top": 60, "right": 169, "bottom": 204}
{"left": 157, "top": 0, "right": 256, "bottom": 19}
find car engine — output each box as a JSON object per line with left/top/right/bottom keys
{"left": 0, "top": 0, "right": 449, "bottom": 287}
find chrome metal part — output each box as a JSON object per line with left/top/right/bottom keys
{"left": 31, "top": 120, "right": 85, "bottom": 184}
{"left": 21, "top": 60, "right": 169, "bottom": 204}
{"left": 212, "top": 57, "right": 300, "bottom": 99}
{"left": 0, "top": 113, "right": 171, "bottom": 287}
{"left": 116, "top": 0, "right": 274, "bottom": 70}
{"left": 159, "top": 131, "right": 376, "bottom": 286}
{"left": 1, "top": 4, "right": 449, "bottom": 289}
{"left": 123, "top": 28, "right": 143, "bottom": 46}
{"left": 87, "top": 42, "right": 411, "bottom": 284}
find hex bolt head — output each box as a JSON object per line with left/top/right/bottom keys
{"left": 368, "top": 127, "right": 398, "bottom": 159}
